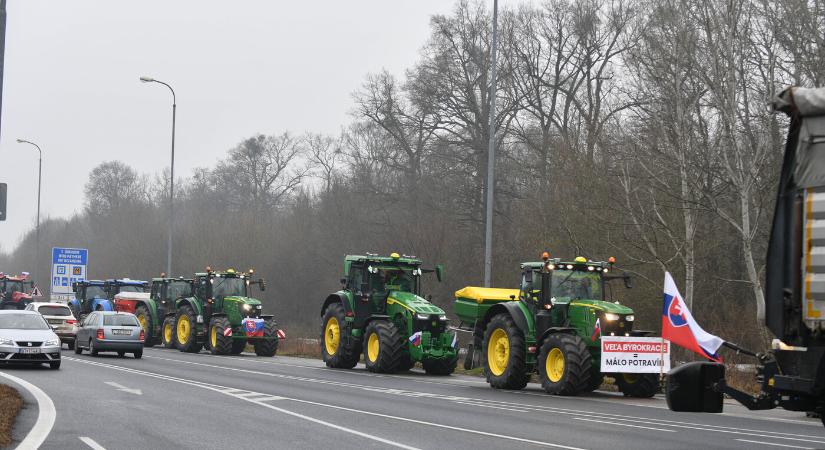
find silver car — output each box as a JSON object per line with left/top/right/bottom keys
{"left": 25, "top": 302, "right": 78, "bottom": 349}
{"left": 0, "top": 310, "right": 62, "bottom": 369}
{"left": 74, "top": 311, "right": 144, "bottom": 358}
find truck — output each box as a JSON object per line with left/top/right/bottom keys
{"left": 455, "top": 254, "right": 659, "bottom": 397}
{"left": 320, "top": 253, "right": 458, "bottom": 375}
{"left": 69, "top": 278, "right": 147, "bottom": 318}
{"left": 0, "top": 272, "right": 35, "bottom": 310}
{"left": 172, "top": 268, "right": 280, "bottom": 356}
{"left": 666, "top": 86, "right": 825, "bottom": 425}
{"left": 114, "top": 276, "right": 193, "bottom": 347}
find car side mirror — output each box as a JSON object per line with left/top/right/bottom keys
{"left": 666, "top": 361, "right": 725, "bottom": 413}
{"left": 623, "top": 272, "right": 634, "bottom": 289}
{"left": 435, "top": 265, "right": 445, "bottom": 282}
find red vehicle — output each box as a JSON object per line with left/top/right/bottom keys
{"left": 0, "top": 272, "right": 36, "bottom": 310}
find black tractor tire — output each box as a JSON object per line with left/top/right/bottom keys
{"left": 231, "top": 339, "right": 247, "bottom": 354}
{"left": 161, "top": 316, "right": 177, "bottom": 349}
{"left": 175, "top": 306, "right": 202, "bottom": 353}
{"left": 363, "top": 320, "right": 404, "bottom": 374}
{"left": 320, "top": 303, "right": 360, "bottom": 369}
{"left": 537, "top": 333, "right": 592, "bottom": 396}
{"left": 423, "top": 355, "right": 458, "bottom": 375}
{"left": 585, "top": 371, "right": 605, "bottom": 392}
{"left": 398, "top": 354, "right": 416, "bottom": 372}
{"left": 614, "top": 373, "right": 659, "bottom": 398}
{"left": 135, "top": 305, "right": 156, "bottom": 347}
{"left": 482, "top": 313, "right": 529, "bottom": 390}
{"left": 253, "top": 317, "right": 279, "bottom": 357}
{"left": 209, "top": 316, "right": 233, "bottom": 355}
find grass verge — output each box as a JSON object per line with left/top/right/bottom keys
{"left": 0, "top": 384, "right": 23, "bottom": 448}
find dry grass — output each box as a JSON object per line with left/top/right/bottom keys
{"left": 0, "top": 384, "right": 23, "bottom": 448}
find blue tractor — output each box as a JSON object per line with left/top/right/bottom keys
{"left": 69, "top": 279, "right": 147, "bottom": 318}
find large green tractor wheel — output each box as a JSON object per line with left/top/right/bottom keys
{"left": 175, "top": 306, "right": 202, "bottom": 353}
{"left": 537, "top": 333, "right": 592, "bottom": 396}
{"left": 253, "top": 317, "right": 280, "bottom": 357}
{"left": 614, "top": 373, "right": 659, "bottom": 398}
{"left": 482, "top": 313, "right": 529, "bottom": 390}
{"left": 363, "top": 320, "right": 404, "bottom": 373}
{"left": 320, "top": 303, "right": 360, "bottom": 369}
{"left": 162, "top": 316, "right": 176, "bottom": 349}
{"left": 209, "top": 316, "right": 233, "bottom": 355}
{"left": 135, "top": 305, "right": 156, "bottom": 347}
{"left": 422, "top": 355, "right": 458, "bottom": 376}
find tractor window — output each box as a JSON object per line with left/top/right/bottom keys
{"left": 85, "top": 286, "right": 106, "bottom": 299}
{"left": 166, "top": 281, "right": 191, "bottom": 300}
{"left": 212, "top": 277, "right": 246, "bottom": 301}
{"left": 349, "top": 267, "right": 366, "bottom": 293}
{"left": 383, "top": 270, "right": 413, "bottom": 292}
{"left": 118, "top": 285, "right": 144, "bottom": 294}
{"left": 520, "top": 272, "right": 540, "bottom": 302}
{"left": 3, "top": 281, "right": 24, "bottom": 293}
{"left": 551, "top": 270, "right": 602, "bottom": 300}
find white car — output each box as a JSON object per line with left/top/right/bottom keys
{"left": 25, "top": 302, "right": 78, "bottom": 349}
{"left": 0, "top": 310, "right": 62, "bottom": 369}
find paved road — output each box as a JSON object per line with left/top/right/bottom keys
{"left": 3, "top": 347, "right": 825, "bottom": 449}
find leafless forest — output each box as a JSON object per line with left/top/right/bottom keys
{"left": 1, "top": 0, "right": 823, "bottom": 350}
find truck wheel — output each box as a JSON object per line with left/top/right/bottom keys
{"left": 615, "top": 373, "right": 659, "bottom": 398}
{"left": 135, "top": 305, "right": 156, "bottom": 347}
{"left": 253, "top": 318, "right": 280, "bottom": 357}
{"left": 423, "top": 356, "right": 458, "bottom": 375}
{"left": 482, "top": 313, "right": 529, "bottom": 390}
{"left": 209, "top": 316, "right": 233, "bottom": 355}
{"left": 538, "top": 333, "right": 592, "bottom": 396}
{"left": 321, "top": 303, "right": 360, "bottom": 369}
{"left": 363, "top": 320, "right": 403, "bottom": 373}
{"left": 162, "top": 316, "right": 176, "bottom": 349}
{"left": 175, "top": 306, "right": 202, "bottom": 353}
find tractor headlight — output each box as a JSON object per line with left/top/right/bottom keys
{"left": 604, "top": 313, "right": 620, "bottom": 321}
{"left": 625, "top": 315, "right": 634, "bottom": 322}
{"left": 416, "top": 313, "right": 429, "bottom": 320}
{"left": 438, "top": 315, "right": 447, "bottom": 321}
{"left": 256, "top": 305, "right": 262, "bottom": 309}
{"left": 242, "top": 304, "right": 252, "bottom": 311}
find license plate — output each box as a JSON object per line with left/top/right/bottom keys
{"left": 113, "top": 329, "right": 132, "bottom": 335}
{"left": 48, "top": 319, "right": 63, "bottom": 325}
{"left": 19, "top": 348, "right": 40, "bottom": 354}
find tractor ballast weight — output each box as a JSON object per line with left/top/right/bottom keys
{"left": 0, "top": 273, "right": 35, "bottom": 310}
{"left": 455, "top": 255, "right": 659, "bottom": 397}
{"left": 114, "top": 277, "right": 193, "bottom": 347}
{"left": 320, "top": 253, "right": 457, "bottom": 375}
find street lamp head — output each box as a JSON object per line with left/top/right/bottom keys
{"left": 140, "top": 76, "right": 154, "bottom": 83}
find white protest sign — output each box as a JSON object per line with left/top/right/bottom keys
{"left": 600, "top": 336, "right": 670, "bottom": 373}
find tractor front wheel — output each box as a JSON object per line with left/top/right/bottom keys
{"left": 320, "top": 303, "right": 360, "bottom": 369}
{"left": 161, "top": 316, "right": 176, "bottom": 349}
{"left": 422, "top": 355, "right": 457, "bottom": 376}
{"left": 537, "top": 333, "right": 592, "bottom": 396}
{"left": 482, "top": 313, "right": 529, "bottom": 390}
{"left": 614, "top": 373, "right": 659, "bottom": 398}
{"left": 231, "top": 339, "right": 246, "bottom": 354}
{"left": 209, "top": 316, "right": 233, "bottom": 355}
{"left": 253, "top": 318, "right": 279, "bottom": 357}
{"left": 135, "top": 305, "right": 155, "bottom": 347}
{"left": 175, "top": 306, "right": 202, "bottom": 353}
{"left": 363, "top": 321, "right": 404, "bottom": 373}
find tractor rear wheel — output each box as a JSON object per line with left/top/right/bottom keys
{"left": 423, "top": 355, "right": 458, "bottom": 375}
{"left": 175, "top": 306, "right": 202, "bottom": 353}
{"left": 209, "top": 316, "right": 233, "bottom": 355}
{"left": 161, "top": 316, "right": 176, "bottom": 349}
{"left": 397, "top": 354, "right": 415, "bottom": 371}
{"left": 135, "top": 305, "right": 155, "bottom": 347}
{"left": 253, "top": 318, "right": 279, "bottom": 357}
{"left": 231, "top": 339, "right": 246, "bottom": 354}
{"left": 585, "top": 372, "right": 605, "bottom": 392}
{"left": 614, "top": 373, "right": 659, "bottom": 398}
{"left": 538, "top": 333, "right": 592, "bottom": 396}
{"left": 363, "top": 320, "right": 404, "bottom": 373}
{"left": 482, "top": 313, "right": 529, "bottom": 390}
{"left": 321, "top": 303, "right": 360, "bottom": 369}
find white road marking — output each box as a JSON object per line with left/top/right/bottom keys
{"left": 0, "top": 370, "right": 56, "bottom": 450}
{"left": 735, "top": 439, "right": 813, "bottom": 449}
{"left": 573, "top": 417, "right": 676, "bottom": 433}
{"left": 104, "top": 381, "right": 142, "bottom": 395}
{"left": 451, "top": 400, "right": 530, "bottom": 413}
{"left": 79, "top": 436, "right": 107, "bottom": 450}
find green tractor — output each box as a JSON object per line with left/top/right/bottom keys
{"left": 320, "top": 253, "right": 458, "bottom": 375}
{"left": 113, "top": 276, "right": 193, "bottom": 347}
{"left": 174, "top": 268, "right": 281, "bottom": 356}
{"left": 455, "top": 253, "right": 659, "bottom": 397}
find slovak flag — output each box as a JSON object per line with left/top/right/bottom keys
{"left": 591, "top": 318, "right": 601, "bottom": 341}
{"left": 409, "top": 331, "right": 422, "bottom": 347}
{"left": 243, "top": 318, "right": 265, "bottom": 337}
{"left": 662, "top": 272, "right": 723, "bottom": 362}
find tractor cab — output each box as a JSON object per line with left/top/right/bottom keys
{"left": 193, "top": 268, "right": 265, "bottom": 317}
{"left": 0, "top": 273, "right": 35, "bottom": 310}
{"left": 70, "top": 280, "right": 110, "bottom": 316}
{"left": 106, "top": 279, "right": 148, "bottom": 297}
{"left": 150, "top": 277, "right": 193, "bottom": 306}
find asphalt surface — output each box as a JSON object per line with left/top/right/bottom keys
{"left": 2, "top": 347, "right": 825, "bottom": 450}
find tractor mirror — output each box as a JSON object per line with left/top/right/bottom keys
{"left": 666, "top": 361, "right": 725, "bottom": 413}
{"left": 435, "top": 265, "right": 445, "bottom": 282}
{"left": 623, "top": 272, "right": 634, "bottom": 289}
{"left": 340, "top": 278, "right": 347, "bottom": 287}
{"left": 258, "top": 279, "right": 266, "bottom": 291}
{"left": 524, "top": 270, "right": 533, "bottom": 284}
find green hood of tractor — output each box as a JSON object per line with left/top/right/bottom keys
{"left": 224, "top": 296, "right": 262, "bottom": 306}
{"left": 388, "top": 291, "right": 445, "bottom": 315}
{"left": 568, "top": 299, "right": 633, "bottom": 314}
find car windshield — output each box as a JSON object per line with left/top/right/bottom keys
{"left": 118, "top": 285, "right": 144, "bottom": 293}
{"left": 2, "top": 281, "right": 25, "bottom": 293}
{"left": 0, "top": 313, "right": 49, "bottom": 330}
{"left": 38, "top": 305, "right": 72, "bottom": 316}
{"left": 212, "top": 277, "right": 246, "bottom": 300}
{"left": 552, "top": 270, "right": 602, "bottom": 300}
{"left": 167, "top": 281, "right": 191, "bottom": 300}
{"left": 86, "top": 286, "right": 106, "bottom": 299}
{"left": 103, "top": 315, "right": 140, "bottom": 326}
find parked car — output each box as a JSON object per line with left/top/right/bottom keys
{"left": 74, "top": 311, "right": 144, "bottom": 358}
{"left": 25, "top": 302, "right": 77, "bottom": 349}
{"left": 0, "top": 310, "right": 61, "bottom": 369}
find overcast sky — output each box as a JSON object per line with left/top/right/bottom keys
{"left": 0, "top": 0, "right": 538, "bottom": 252}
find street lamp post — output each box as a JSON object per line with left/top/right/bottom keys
{"left": 15, "top": 138, "right": 42, "bottom": 268}
{"left": 483, "top": 0, "right": 499, "bottom": 287}
{"left": 140, "top": 76, "right": 176, "bottom": 277}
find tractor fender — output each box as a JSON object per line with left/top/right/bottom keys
{"left": 92, "top": 299, "right": 114, "bottom": 311}
{"left": 362, "top": 315, "right": 390, "bottom": 329}
{"left": 537, "top": 327, "right": 579, "bottom": 347}
{"left": 176, "top": 298, "right": 205, "bottom": 320}
{"left": 482, "top": 302, "right": 530, "bottom": 337}
{"left": 321, "top": 292, "right": 352, "bottom": 317}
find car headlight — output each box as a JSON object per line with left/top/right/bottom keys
{"left": 0, "top": 337, "right": 13, "bottom": 346}
{"left": 625, "top": 315, "right": 634, "bottom": 322}
{"left": 44, "top": 339, "right": 60, "bottom": 346}
{"left": 416, "top": 313, "right": 429, "bottom": 320}
{"left": 243, "top": 304, "right": 252, "bottom": 311}
{"left": 604, "top": 313, "right": 620, "bottom": 321}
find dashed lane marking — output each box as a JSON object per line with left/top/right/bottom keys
{"left": 79, "top": 436, "right": 107, "bottom": 450}
{"left": 734, "top": 438, "right": 813, "bottom": 449}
